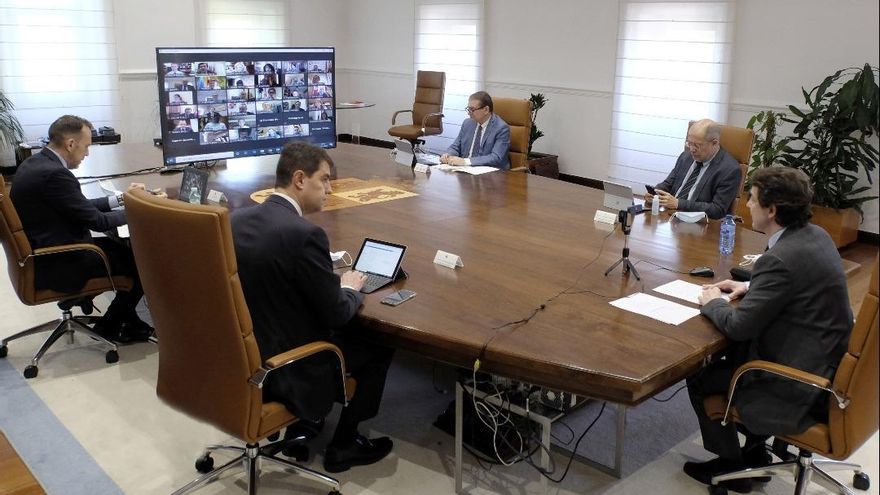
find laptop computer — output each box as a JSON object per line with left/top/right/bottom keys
{"left": 394, "top": 139, "right": 441, "bottom": 166}
{"left": 353, "top": 238, "right": 407, "bottom": 294}
{"left": 602, "top": 181, "right": 637, "bottom": 211}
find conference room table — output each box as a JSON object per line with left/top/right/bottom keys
{"left": 79, "top": 142, "right": 771, "bottom": 486}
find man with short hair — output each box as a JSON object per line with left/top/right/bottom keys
{"left": 10, "top": 115, "right": 152, "bottom": 343}
{"left": 441, "top": 91, "right": 511, "bottom": 170}
{"left": 684, "top": 167, "right": 853, "bottom": 493}
{"left": 646, "top": 119, "right": 742, "bottom": 219}
{"left": 231, "top": 142, "right": 395, "bottom": 473}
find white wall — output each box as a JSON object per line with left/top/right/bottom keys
{"left": 109, "top": 0, "right": 880, "bottom": 233}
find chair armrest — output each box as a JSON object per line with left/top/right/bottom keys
{"left": 391, "top": 109, "right": 412, "bottom": 125}
{"left": 248, "top": 341, "right": 351, "bottom": 406}
{"left": 510, "top": 166, "right": 529, "bottom": 173}
{"left": 420, "top": 112, "right": 444, "bottom": 130}
{"left": 719, "top": 359, "right": 847, "bottom": 426}
{"left": 28, "top": 243, "right": 117, "bottom": 291}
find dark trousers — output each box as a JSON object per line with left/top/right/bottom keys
{"left": 36, "top": 237, "right": 144, "bottom": 322}
{"left": 331, "top": 331, "right": 395, "bottom": 442}
{"left": 687, "top": 354, "right": 767, "bottom": 462}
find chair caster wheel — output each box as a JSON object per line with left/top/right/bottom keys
{"left": 854, "top": 471, "right": 870, "bottom": 490}
{"left": 0, "top": 344, "right": 7, "bottom": 358}
{"left": 23, "top": 365, "right": 38, "bottom": 379}
{"left": 105, "top": 350, "right": 119, "bottom": 364}
{"left": 195, "top": 453, "right": 214, "bottom": 473}
{"left": 328, "top": 490, "right": 342, "bottom": 495}
{"left": 709, "top": 485, "right": 728, "bottom": 495}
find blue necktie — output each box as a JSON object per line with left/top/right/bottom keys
{"left": 469, "top": 124, "right": 483, "bottom": 158}
{"left": 677, "top": 161, "right": 704, "bottom": 200}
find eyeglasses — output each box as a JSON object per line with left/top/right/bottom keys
{"left": 465, "top": 105, "right": 486, "bottom": 114}
{"left": 685, "top": 139, "right": 716, "bottom": 150}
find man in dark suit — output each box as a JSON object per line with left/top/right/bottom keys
{"left": 441, "top": 91, "right": 511, "bottom": 170}
{"left": 684, "top": 167, "right": 853, "bottom": 492}
{"left": 231, "top": 142, "right": 395, "bottom": 473}
{"left": 10, "top": 115, "right": 153, "bottom": 343}
{"left": 646, "top": 119, "right": 742, "bottom": 219}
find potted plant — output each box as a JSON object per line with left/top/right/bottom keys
{"left": 742, "top": 65, "right": 879, "bottom": 247}
{"left": 525, "top": 93, "right": 559, "bottom": 179}
{"left": 0, "top": 89, "right": 25, "bottom": 176}
{"left": 735, "top": 110, "right": 792, "bottom": 221}
{"left": 781, "top": 64, "right": 878, "bottom": 247}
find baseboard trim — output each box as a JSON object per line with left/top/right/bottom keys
{"left": 337, "top": 134, "right": 395, "bottom": 149}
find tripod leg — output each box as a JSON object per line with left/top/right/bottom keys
{"left": 624, "top": 259, "right": 641, "bottom": 280}
{"left": 604, "top": 257, "right": 625, "bottom": 277}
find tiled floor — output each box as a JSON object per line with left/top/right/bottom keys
{"left": 1, "top": 246, "right": 877, "bottom": 495}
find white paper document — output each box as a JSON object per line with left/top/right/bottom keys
{"left": 435, "top": 164, "right": 499, "bottom": 175}
{"left": 653, "top": 279, "right": 731, "bottom": 305}
{"left": 609, "top": 292, "right": 701, "bottom": 326}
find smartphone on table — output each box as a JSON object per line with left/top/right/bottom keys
{"left": 380, "top": 289, "right": 417, "bottom": 306}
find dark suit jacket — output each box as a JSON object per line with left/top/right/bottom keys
{"left": 231, "top": 195, "right": 364, "bottom": 420}
{"left": 10, "top": 148, "right": 126, "bottom": 291}
{"left": 701, "top": 224, "right": 853, "bottom": 435}
{"left": 655, "top": 147, "right": 741, "bottom": 219}
{"left": 447, "top": 114, "right": 511, "bottom": 169}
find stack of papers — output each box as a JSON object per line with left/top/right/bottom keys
{"left": 653, "top": 280, "right": 730, "bottom": 305}
{"left": 435, "top": 164, "right": 500, "bottom": 175}
{"left": 609, "top": 292, "right": 701, "bottom": 325}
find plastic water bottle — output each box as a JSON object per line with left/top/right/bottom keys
{"left": 189, "top": 186, "right": 200, "bottom": 204}
{"left": 719, "top": 214, "right": 736, "bottom": 255}
{"left": 651, "top": 195, "right": 660, "bottom": 215}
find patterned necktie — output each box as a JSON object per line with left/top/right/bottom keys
{"left": 677, "top": 161, "right": 704, "bottom": 200}
{"left": 469, "top": 124, "right": 484, "bottom": 158}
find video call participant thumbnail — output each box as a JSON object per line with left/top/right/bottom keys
{"left": 225, "top": 61, "right": 254, "bottom": 75}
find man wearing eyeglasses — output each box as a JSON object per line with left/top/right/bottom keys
{"left": 440, "top": 91, "right": 511, "bottom": 169}
{"left": 645, "top": 119, "right": 742, "bottom": 219}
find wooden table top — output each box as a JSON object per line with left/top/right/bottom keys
{"left": 78, "top": 142, "right": 773, "bottom": 406}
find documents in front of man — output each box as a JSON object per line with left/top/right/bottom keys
{"left": 609, "top": 292, "right": 700, "bottom": 325}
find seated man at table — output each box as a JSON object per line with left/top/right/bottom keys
{"left": 686, "top": 167, "right": 853, "bottom": 493}
{"left": 645, "top": 119, "right": 741, "bottom": 219}
{"left": 10, "top": 115, "right": 153, "bottom": 343}
{"left": 230, "top": 142, "right": 395, "bottom": 473}
{"left": 440, "top": 91, "right": 511, "bottom": 170}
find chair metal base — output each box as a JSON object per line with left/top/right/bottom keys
{"left": 710, "top": 450, "right": 867, "bottom": 495}
{"left": 0, "top": 308, "right": 117, "bottom": 378}
{"left": 171, "top": 441, "right": 341, "bottom": 495}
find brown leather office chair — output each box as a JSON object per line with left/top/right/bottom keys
{"left": 388, "top": 70, "right": 445, "bottom": 146}
{"left": 123, "top": 189, "right": 354, "bottom": 495}
{"left": 0, "top": 175, "right": 131, "bottom": 379}
{"left": 492, "top": 97, "right": 532, "bottom": 171}
{"left": 703, "top": 256, "right": 878, "bottom": 495}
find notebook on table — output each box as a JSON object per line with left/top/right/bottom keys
{"left": 353, "top": 238, "right": 407, "bottom": 293}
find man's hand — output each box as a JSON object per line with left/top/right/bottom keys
{"left": 703, "top": 279, "right": 749, "bottom": 300}
{"left": 127, "top": 182, "right": 146, "bottom": 192}
{"left": 698, "top": 286, "right": 723, "bottom": 305}
{"left": 445, "top": 156, "right": 467, "bottom": 166}
{"left": 656, "top": 189, "right": 678, "bottom": 210}
{"left": 340, "top": 270, "right": 367, "bottom": 291}
{"left": 643, "top": 193, "right": 654, "bottom": 203}
{"left": 440, "top": 153, "right": 450, "bottom": 164}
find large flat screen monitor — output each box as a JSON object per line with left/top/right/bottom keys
{"left": 156, "top": 47, "right": 336, "bottom": 166}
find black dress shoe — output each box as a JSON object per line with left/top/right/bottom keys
{"left": 116, "top": 318, "right": 154, "bottom": 344}
{"left": 90, "top": 317, "right": 124, "bottom": 342}
{"left": 683, "top": 457, "right": 752, "bottom": 493}
{"left": 281, "top": 418, "right": 325, "bottom": 460}
{"left": 323, "top": 434, "right": 393, "bottom": 473}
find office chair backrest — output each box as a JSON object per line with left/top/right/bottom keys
{"left": 125, "top": 189, "right": 264, "bottom": 440}
{"left": 0, "top": 175, "right": 35, "bottom": 300}
{"left": 827, "top": 256, "right": 879, "bottom": 458}
{"left": 413, "top": 70, "right": 445, "bottom": 134}
{"left": 493, "top": 97, "right": 532, "bottom": 169}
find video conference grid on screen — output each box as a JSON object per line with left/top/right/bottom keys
{"left": 156, "top": 47, "right": 336, "bottom": 165}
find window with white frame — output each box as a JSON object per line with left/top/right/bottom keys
{"left": 415, "top": 0, "right": 483, "bottom": 151}
{"left": 0, "top": 0, "right": 119, "bottom": 141}
{"left": 201, "top": 0, "right": 288, "bottom": 47}
{"left": 608, "top": 1, "right": 735, "bottom": 188}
